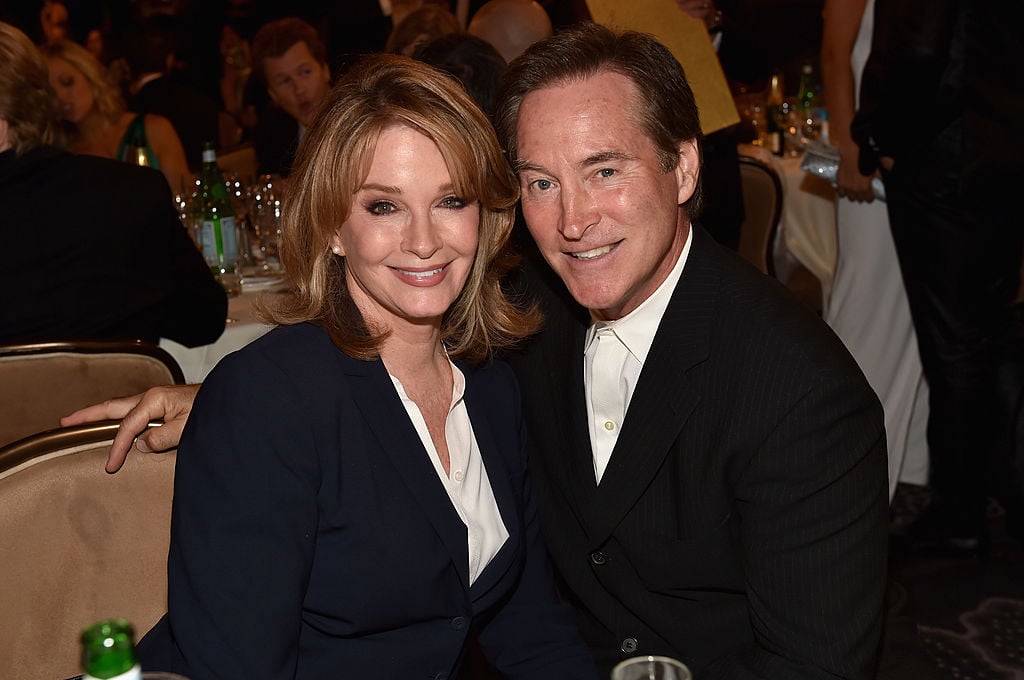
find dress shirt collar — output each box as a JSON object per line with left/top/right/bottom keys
{"left": 130, "top": 72, "right": 163, "bottom": 96}
{"left": 584, "top": 225, "right": 693, "bottom": 365}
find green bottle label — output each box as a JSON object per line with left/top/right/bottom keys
{"left": 200, "top": 216, "right": 239, "bottom": 273}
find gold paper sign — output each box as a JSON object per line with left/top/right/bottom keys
{"left": 585, "top": 0, "right": 739, "bottom": 135}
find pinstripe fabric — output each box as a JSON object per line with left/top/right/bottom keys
{"left": 509, "top": 226, "right": 889, "bottom": 679}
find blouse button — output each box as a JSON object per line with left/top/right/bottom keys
{"left": 453, "top": 469, "right": 464, "bottom": 482}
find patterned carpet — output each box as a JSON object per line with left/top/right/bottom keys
{"left": 890, "top": 484, "right": 1024, "bottom": 679}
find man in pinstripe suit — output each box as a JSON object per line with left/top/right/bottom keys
{"left": 70, "top": 21, "right": 891, "bottom": 680}
{"left": 496, "top": 23, "right": 890, "bottom": 678}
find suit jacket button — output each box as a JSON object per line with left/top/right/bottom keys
{"left": 451, "top": 616, "right": 466, "bottom": 630}
{"left": 620, "top": 637, "right": 638, "bottom": 654}
{"left": 590, "top": 551, "right": 608, "bottom": 565}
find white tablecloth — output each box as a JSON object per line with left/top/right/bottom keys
{"left": 739, "top": 144, "right": 837, "bottom": 308}
{"left": 160, "top": 282, "right": 278, "bottom": 383}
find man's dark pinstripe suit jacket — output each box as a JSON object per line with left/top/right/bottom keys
{"left": 508, "top": 225, "right": 890, "bottom": 679}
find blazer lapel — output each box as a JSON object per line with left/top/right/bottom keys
{"left": 341, "top": 355, "right": 471, "bottom": 588}
{"left": 460, "top": 365, "right": 518, "bottom": 598}
{"left": 586, "top": 229, "right": 720, "bottom": 546}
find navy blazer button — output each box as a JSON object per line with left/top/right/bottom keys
{"left": 620, "top": 637, "right": 638, "bottom": 653}
{"left": 590, "top": 551, "right": 608, "bottom": 565}
{"left": 451, "top": 616, "right": 466, "bottom": 630}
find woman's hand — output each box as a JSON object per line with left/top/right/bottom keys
{"left": 835, "top": 142, "right": 876, "bottom": 203}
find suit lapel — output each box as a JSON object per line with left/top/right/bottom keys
{"left": 341, "top": 354, "right": 471, "bottom": 588}
{"left": 461, "top": 365, "right": 518, "bottom": 597}
{"left": 587, "top": 229, "right": 720, "bottom": 546}
{"left": 542, "top": 302, "right": 600, "bottom": 529}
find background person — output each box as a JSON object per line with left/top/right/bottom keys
{"left": 819, "top": 0, "right": 929, "bottom": 501}
{"left": 250, "top": 16, "right": 331, "bottom": 178}
{"left": 124, "top": 17, "right": 221, "bottom": 173}
{"left": 42, "top": 38, "right": 190, "bottom": 191}
{"left": 0, "top": 21, "right": 226, "bottom": 348}
{"left": 385, "top": 4, "right": 461, "bottom": 56}
{"left": 854, "top": 0, "right": 1024, "bottom": 550}
{"left": 467, "top": 0, "right": 552, "bottom": 63}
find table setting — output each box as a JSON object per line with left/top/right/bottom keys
{"left": 163, "top": 173, "right": 289, "bottom": 383}
{"left": 735, "top": 87, "right": 839, "bottom": 308}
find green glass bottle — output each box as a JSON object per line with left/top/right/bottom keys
{"left": 196, "top": 142, "right": 241, "bottom": 295}
{"left": 797, "top": 62, "right": 817, "bottom": 114}
{"left": 80, "top": 619, "right": 142, "bottom": 680}
{"left": 764, "top": 71, "right": 785, "bottom": 156}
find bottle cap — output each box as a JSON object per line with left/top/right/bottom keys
{"left": 81, "top": 619, "right": 138, "bottom": 679}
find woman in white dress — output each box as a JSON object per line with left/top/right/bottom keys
{"left": 821, "top": 0, "right": 929, "bottom": 500}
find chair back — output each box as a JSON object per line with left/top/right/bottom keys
{"left": 0, "top": 422, "right": 174, "bottom": 680}
{"left": 0, "top": 341, "right": 184, "bottom": 448}
{"left": 737, "top": 154, "right": 784, "bottom": 276}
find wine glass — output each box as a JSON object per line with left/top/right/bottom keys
{"left": 610, "top": 656, "right": 692, "bottom": 680}
{"left": 247, "top": 173, "right": 285, "bottom": 275}
{"left": 223, "top": 172, "right": 256, "bottom": 272}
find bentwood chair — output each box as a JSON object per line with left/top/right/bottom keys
{"left": 0, "top": 421, "right": 175, "bottom": 680}
{"left": 0, "top": 341, "right": 184, "bottom": 448}
{"left": 736, "top": 153, "right": 784, "bottom": 277}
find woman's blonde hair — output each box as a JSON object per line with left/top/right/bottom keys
{"left": 0, "top": 22, "right": 60, "bottom": 153}
{"left": 266, "top": 54, "right": 537, "bottom": 365}
{"left": 41, "top": 39, "right": 124, "bottom": 130}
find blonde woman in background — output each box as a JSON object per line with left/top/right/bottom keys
{"left": 42, "top": 39, "right": 189, "bottom": 191}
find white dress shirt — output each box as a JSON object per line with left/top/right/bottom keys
{"left": 584, "top": 227, "right": 693, "bottom": 483}
{"left": 390, "top": 362, "right": 508, "bottom": 584}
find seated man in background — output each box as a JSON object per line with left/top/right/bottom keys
{"left": 467, "top": 0, "right": 552, "bottom": 63}
{"left": 250, "top": 17, "right": 331, "bottom": 178}
{"left": 125, "top": 16, "right": 221, "bottom": 174}
{"left": 0, "top": 21, "right": 227, "bottom": 348}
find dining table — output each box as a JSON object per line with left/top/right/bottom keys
{"left": 159, "top": 276, "right": 282, "bottom": 384}
{"left": 738, "top": 143, "right": 838, "bottom": 311}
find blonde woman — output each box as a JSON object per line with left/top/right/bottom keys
{"left": 133, "top": 54, "right": 596, "bottom": 679}
{"left": 43, "top": 39, "right": 189, "bottom": 190}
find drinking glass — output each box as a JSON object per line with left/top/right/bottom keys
{"left": 247, "top": 174, "right": 285, "bottom": 274}
{"left": 610, "top": 656, "right": 692, "bottom": 680}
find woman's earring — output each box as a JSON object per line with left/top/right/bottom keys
{"left": 332, "top": 246, "right": 341, "bottom": 255}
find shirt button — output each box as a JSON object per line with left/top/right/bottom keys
{"left": 590, "top": 551, "right": 608, "bottom": 565}
{"left": 451, "top": 616, "right": 466, "bottom": 630}
{"left": 604, "top": 420, "right": 616, "bottom": 431}
{"left": 620, "top": 637, "right": 639, "bottom": 654}
{"left": 453, "top": 469, "right": 464, "bottom": 482}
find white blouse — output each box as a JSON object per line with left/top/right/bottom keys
{"left": 389, "top": 362, "right": 508, "bottom": 584}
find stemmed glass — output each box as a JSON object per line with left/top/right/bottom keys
{"left": 247, "top": 173, "right": 285, "bottom": 275}
{"left": 222, "top": 172, "right": 255, "bottom": 272}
